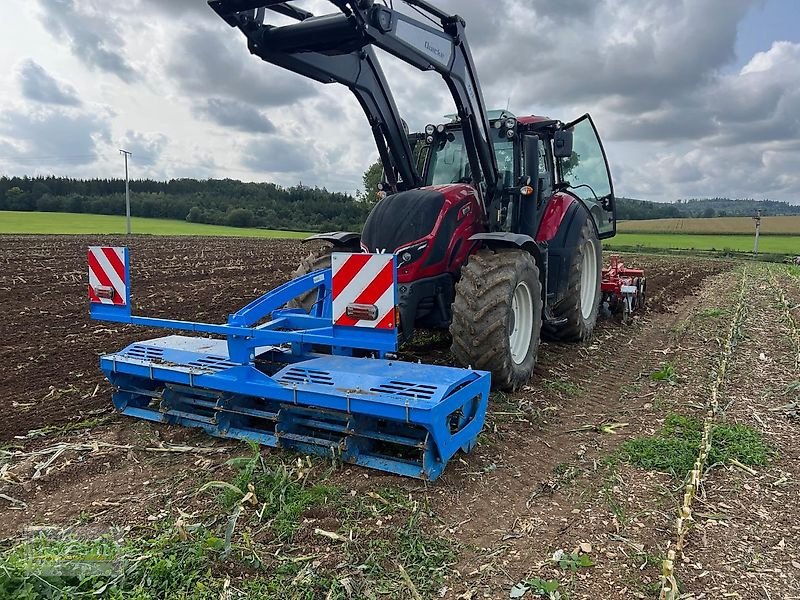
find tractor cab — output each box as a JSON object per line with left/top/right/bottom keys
{"left": 425, "top": 111, "right": 518, "bottom": 190}
{"left": 418, "top": 112, "right": 617, "bottom": 242}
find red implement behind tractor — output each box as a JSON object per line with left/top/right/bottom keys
{"left": 601, "top": 255, "right": 646, "bottom": 322}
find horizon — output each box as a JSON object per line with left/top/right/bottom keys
{"left": 2, "top": 173, "right": 798, "bottom": 206}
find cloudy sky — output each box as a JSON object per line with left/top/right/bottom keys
{"left": 0, "top": 0, "right": 798, "bottom": 202}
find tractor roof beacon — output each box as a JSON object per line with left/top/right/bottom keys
{"left": 210, "top": 0, "right": 620, "bottom": 390}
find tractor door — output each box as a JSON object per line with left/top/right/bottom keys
{"left": 557, "top": 115, "right": 616, "bottom": 238}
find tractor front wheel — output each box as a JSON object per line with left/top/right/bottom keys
{"left": 547, "top": 214, "right": 602, "bottom": 342}
{"left": 450, "top": 249, "right": 543, "bottom": 391}
{"left": 288, "top": 246, "right": 335, "bottom": 312}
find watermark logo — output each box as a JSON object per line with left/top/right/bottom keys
{"left": 19, "top": 528, "right": 124, "bottom": 580}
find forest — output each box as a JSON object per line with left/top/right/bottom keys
{"left": 0, "top": 176, "right": 371, "bottom": 232}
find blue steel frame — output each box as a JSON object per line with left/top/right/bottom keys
{"left": 91, "top": 252, "right": 398, "bottom": 361}
{"left": 90, "top": 248, "right": 491, "bottom": 480}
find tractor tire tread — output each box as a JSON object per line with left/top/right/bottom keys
{"left": 288, "top": 246, "right": 334, "bottom": 312}
{"left": 450, "top": 249, "right": 543, "bottom": 390}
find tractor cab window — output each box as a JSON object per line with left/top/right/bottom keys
{"left": 429, "top": 130, "right": 469, "bottom": 185}
{"left": 427, "top": 128, "right": 515, "bottom": 187}
{"left": 537, "top": 141, "right": 553, "bottom": 198}
{"left": 558, "top": 115, "right": 616, "bottom": 238}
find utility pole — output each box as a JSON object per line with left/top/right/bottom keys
{"left": 119, "top": 149, "right": 132, "bottom": 234}
{"left": 752, "top": 209, "right": 761, "bottom": 255}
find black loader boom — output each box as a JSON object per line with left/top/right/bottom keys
{"left": 208, "top": 0, "right": 499, "bottom": 206}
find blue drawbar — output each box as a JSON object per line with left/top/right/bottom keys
{"left": 89, "top": 248, "right": 490, "bottom": 480}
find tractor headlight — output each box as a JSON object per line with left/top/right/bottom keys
{"left": 505, "top": 117, "right": 517, "bottom": 129}
{"left": 436, "top": 124, "right": 445, "bottom": 133}
{"left": 396, "top": 242, "right": 428, "bottom": 267}
{"left": 505, "top": 129, "right": 515, "bottom": 139}
{"left": 425, "top": 124, "right": 435, "bottom": 136}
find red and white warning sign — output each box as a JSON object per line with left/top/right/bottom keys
{"left": 88, "top": 246, "right": 127, "bottom": 305}
{"left": 331, "top": 253, "right": 396, "bottom": 329}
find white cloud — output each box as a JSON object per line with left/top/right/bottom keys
{"left": 0, "top": 104, "right": 111, "bottom": 169}
{"left": 120, "top": 131, "right": 168, "bottom": 167}
{"left": 18, "top": 60, "right": 81, "bottom": 106}
{"left": 37, "top": 0, "right": 139, "bottom": 82}
{"left": 0, "top": 0, "right": 795, "bottom": 203}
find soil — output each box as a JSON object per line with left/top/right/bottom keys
{"left": 0, "top": 235, "right": 311, "bottom": 440}
{"left": 2, "top": 235, "right": 797, "bottom": 598}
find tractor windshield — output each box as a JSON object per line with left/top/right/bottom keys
{"left": 428, "top": 129, "right": 515, "bottom": 187}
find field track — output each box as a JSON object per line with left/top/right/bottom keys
{"left": 617, "top": 214, "right": 800, "bottom": 235}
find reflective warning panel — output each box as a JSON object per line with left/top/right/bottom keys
{"left": 88, "top": 246, "right": 128, "bottom": 306}
{"left": 331, "top": 253, "right": 396, "bottom": 329}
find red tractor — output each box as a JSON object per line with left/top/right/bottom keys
{"left": 211, "top": 0, "right": 629, "bottom": 390}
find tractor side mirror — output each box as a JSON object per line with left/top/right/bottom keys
{"left": 553, "top": 129, "right": 573, "bottom": 159}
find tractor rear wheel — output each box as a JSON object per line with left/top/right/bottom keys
{"left": 548, "top": 214, "right": 602, "bottom": 342}
{"left": 288, "top": 246, "right": 334, "bottom": 312}
{"left": 450, "top": 249, "right": 543, "bottom": 391}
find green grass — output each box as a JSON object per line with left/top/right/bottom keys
{"left": 698, "top": 308, "right": 727, "bottom": 319}
{"left": 0, "top": 524, "right": 230, "bottom": 599}
{"left": 0, "top": 211, "right": 311, "bottom": 238}
{"left": 620, "top": 414, "right": 773, "bottom": 476}
{"left": 0, "top": 445, "right": 455, "bottom": 600}
{"left": 23, "top": 416, "right": 110, "bottom": 439}
{"left": 201, "top": 443, "right": 338, "bottom": 540}
{"left": 606, "top": 233, "right": 798, "bottom": 254}
{"left": 543, "top": 378, "right": 584, "bottom": 397}
{"left": 650, "top": 361, "right": 678, "bottom": 384}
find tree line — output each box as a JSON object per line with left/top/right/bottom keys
{"left": 0, "top": 176, "right": 371, "bottom": 232}
{"left": 616, "top": 196, "right": 800, "bottom": 220}
{"left": 1, "top": 175, "right": 797, "bottom": 230}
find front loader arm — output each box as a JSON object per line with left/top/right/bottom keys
{"left": 253, "top": 44, "right": 420, "bottom": 192}
{"left": 209, "top": 0, "right": 500, "bottom": 201}
{"left": 361, "top": 3, "right": 500, "bottom": 199}
{"left": 209, "top": 2, "right": 420, "bottom": 192}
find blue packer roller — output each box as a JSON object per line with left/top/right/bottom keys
{"left": 87, "top": 246, "right": 490, "bottom": 480}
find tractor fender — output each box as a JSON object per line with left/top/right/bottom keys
{"left": 302, "top": 231, "right": 361, "bottom": 248}
{"left": 467, "top": 232, "right": 547, "bottom": 301}
{"left": 536, "top": 192, "right": 576, "bottom": 242}
{"left": 544, "top": 198, "right": 597, "bottom": 305}
{"left": 468, "top": 232, "right": 542, "bottom": 262}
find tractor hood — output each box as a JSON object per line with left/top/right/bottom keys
{"left": 362, "top": 187, "right": 445, "bottom": 254}
{"left": 361, "top": 184, "right": 482, "bottom": 282}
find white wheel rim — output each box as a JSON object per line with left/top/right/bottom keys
{"left": 580, "top": 241, "right": 598, "bottom": 320}
{"left": 509, "top": 281, "right": 534, "bottom": 365}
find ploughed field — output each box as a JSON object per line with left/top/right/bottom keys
{"left": 1, "top": 235, "right": 798, "bottom": 599}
